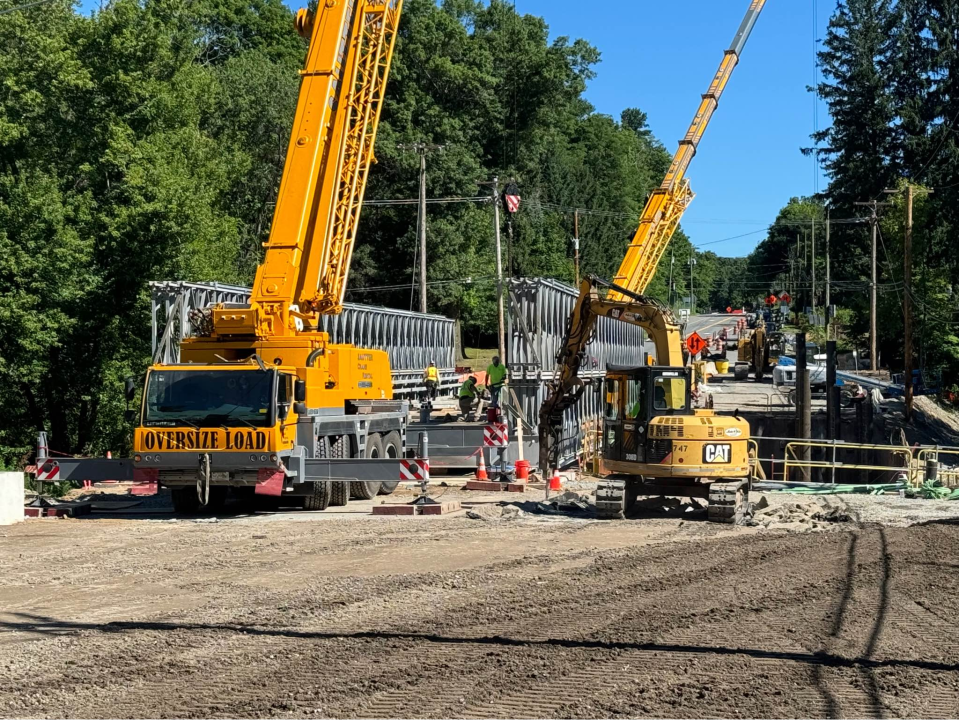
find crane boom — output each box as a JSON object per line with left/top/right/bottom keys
{"left": 608, "top": 0, "right": 766, "bottom": 301}
{"left": 221, "top": 0, "right": 402, "bottom": 340}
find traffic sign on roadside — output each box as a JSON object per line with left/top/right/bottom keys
{"left": 686, "top": 332, "right": 707, "bottom": 357}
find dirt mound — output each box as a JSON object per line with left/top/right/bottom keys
{"left": 749, "top": 495, "right": 852, "bottom": 532}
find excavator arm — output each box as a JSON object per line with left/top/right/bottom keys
{"left": 538, "top": 276, "right": 685, "bottom": 474}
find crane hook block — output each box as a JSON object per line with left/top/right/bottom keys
{"left": 295, "top": 8, "right": 314, "bottom": 38}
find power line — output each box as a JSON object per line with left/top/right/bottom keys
{"left": 0, "top": 0, "right": 56, "bottom": 14}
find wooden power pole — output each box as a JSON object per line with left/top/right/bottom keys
{"left": 399, "top": 142, "right": 443, "bottom": 313}
{"left": 886, "top": 184, "right": 932, "bottom": 421}
{"left": 854, "top": 200, "right": 888, "bottom": 372}
{"left": 573, "top": 209, "right": 580, "bottom": 286}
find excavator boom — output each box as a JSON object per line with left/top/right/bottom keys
{"left": 608, "top": 0, "right": 766, "bottom": 300}
{"left": 538, "top": 276, "right": 684, "bottom": 473}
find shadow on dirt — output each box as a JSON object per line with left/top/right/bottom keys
{"left": 2, "top": 603, "right": 948, "bottom": 675}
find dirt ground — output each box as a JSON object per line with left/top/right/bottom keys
{"left": 2, "top": 486, "right": 959, "bottom": 719}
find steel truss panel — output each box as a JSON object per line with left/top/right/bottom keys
{"left": 506, "top": 278, "right": 646, "bottom": 377}
{"left": 150, "top": 281, "right": 456, "bottom": 397}
{"left": 506, "top": 278, "right": 643, "bottom": 468}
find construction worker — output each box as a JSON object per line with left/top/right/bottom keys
{"left": 458, "top": 376, "right": 480, "bottom": 419}
{"left": 423, "top": 360, "right": 439, "bottom": 401}
{"left": 485, "top": 356, "right": 509, "bottom": 409}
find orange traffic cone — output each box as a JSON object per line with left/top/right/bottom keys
{"left": 476, "top": 451, "right": 488, "bottom": 480}
{"left": 548, "top": 469, "right": 562, "bottom": 491}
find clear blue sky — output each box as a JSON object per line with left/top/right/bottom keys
{"left": 513, "top": 0, "right": 834, "bottom": 257}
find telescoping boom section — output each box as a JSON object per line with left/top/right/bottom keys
{"left": 607, "top": 0, "right": 766, "bottom": 301}
{"left": 213, "top": 0, "right": 402, "bottom": 341}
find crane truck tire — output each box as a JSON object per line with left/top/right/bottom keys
{"left": 330, "top": 435, "right": 351, "bottom": 506}
{"left": 303, "top": 480, "right": 332, "bottom": 511}
{"left": 377, "top": 430, "right": 402, "bottom": 495}
{"left": 734, "top": 363, "right": 749, "bottom": 381}
{"left": 351, "top": 434, "right": 384, "bottom": 499}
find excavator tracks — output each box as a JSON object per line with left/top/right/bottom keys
{"left": 596, "top": 478, "right": 749, "bottom": 524}
{"left": 707, "top": 479, "right": 749, "bottom": 524}
{"left": 595, "top": 479, "right": 627, "bottom": 519}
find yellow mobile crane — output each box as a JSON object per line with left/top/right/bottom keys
{"left": 539, "top": 1, "right": 766, "bottom": 522}
{"left": 129, "top": 0, "right": 406, "bottom": 513}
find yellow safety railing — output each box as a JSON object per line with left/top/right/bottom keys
{"left": 781, "top": 440, "right": 913, "bottom": 485}
{"left": 914, "top": 447, "right": 959, "bottom": 489}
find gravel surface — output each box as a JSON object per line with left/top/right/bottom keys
{"left": 1, "top": 487, "right": 958, "bottom": 719}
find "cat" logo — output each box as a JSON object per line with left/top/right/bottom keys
{"left": 703, "top": 443, "right": 731, "bottom": 464}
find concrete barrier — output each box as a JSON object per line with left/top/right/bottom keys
{"left": 0, "top": 472, "right": 24, "bottom": 525}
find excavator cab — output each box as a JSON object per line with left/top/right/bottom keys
{"left": 602, "top": 366, "right": 690, "bottom": 464}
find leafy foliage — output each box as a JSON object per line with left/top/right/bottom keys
{"left": 0, "top": 0, "right": 702, "bottom": 459}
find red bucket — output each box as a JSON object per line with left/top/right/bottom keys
{"left": 515, "top": 460, "right": 530, "bottom": 482}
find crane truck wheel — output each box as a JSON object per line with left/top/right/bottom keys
{"left": 377, "top": 430, "right": 402, "bottom": 495}
{"left": 303, "top": 480, "right": 332, "bottom": 511}
{"left": 351, "top": 434, "right": 384, "bottom": 499}
{"left": 329, "top": 435, "right": 351, "bottom": 507}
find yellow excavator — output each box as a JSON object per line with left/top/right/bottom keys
{"left": 539, "top": 0, "right": 766, "bottom": 522}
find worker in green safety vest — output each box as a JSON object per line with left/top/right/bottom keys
{"left": 485, "top": 356, "right": 509, "bottom": 409}
{"left": 458, "top": 376, "right": 480, "bottom": 419}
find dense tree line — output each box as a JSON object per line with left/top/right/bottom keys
{"left": 0, "top": 0, "right": 711, "bottom": 462}
{"left": 746, "top": 0, "right": 959, "bottom": 377}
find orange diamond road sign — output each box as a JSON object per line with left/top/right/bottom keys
{"left": 686, "top": 332, "right": 707, "bottom": 356}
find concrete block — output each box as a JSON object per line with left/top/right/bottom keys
{"left": 372, "top": 504, "right": 417, "bottom": 516}
{"left": 418, "top": 501, "right": 462, "bottom": 515}
{"left": 0, "top": 472, "right": 24, "bottom": 525}
{"left": 464, "top": 481, "right": 506, "bottom": 492}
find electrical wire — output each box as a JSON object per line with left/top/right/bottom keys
{"left": 0, "top": 0, "right": 56, "bottom": 14}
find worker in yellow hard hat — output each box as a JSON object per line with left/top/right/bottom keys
{"left": 423, "top": 360, "right": 439, "bottom": 401}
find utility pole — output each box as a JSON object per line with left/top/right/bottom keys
{"left": 825, "top": 210, "right": 831, "bottom": 309}
{"left": 811, "top": 216, "right": 817, "bottom": 316}
{"left": 492, "top": 176, "right": 506, "bottom": 362}
{"left": 668, "top": 251, "right": 675, "bottom": 308}
{"left": 417, "top": 150, "right": 427, "bottom": 313}
{"left": 795, "top": 233, "right": 800, "bottom": 305}
{"left": 854, "top": 200, "right": 889, "bottom": 372}
{"left": 573, "top": 209, "right": 581, "bottom": 286}
{"left": 398, "top": 142, "right": 443, "bottom": 313}
{"left": 905, "top": 184, "right": 914, "bottom": 421}
{"left": 689, "top": 257, "right": 697, "bottom": 314}
{"left": 886, "top": 185, "right": 932, "bottom": 422}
